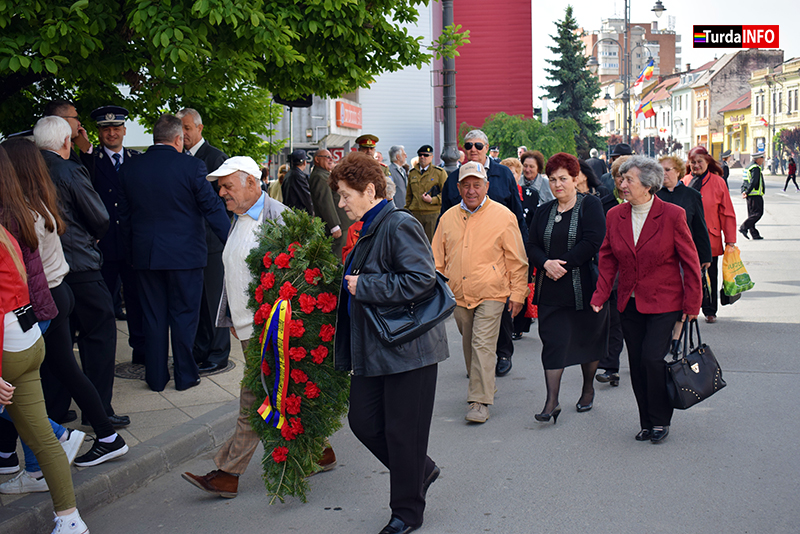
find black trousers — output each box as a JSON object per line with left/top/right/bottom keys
{"left": 784, "top": 175, "right": 798, "bottom": 190}
{"left": 66, "top": 273, "right": 118, "bottom": 416}
{"left": 620, "top": 299, "right": 681, "bottom": 429}
{"left": 495, "top": 302, "right": 514, "bottom": 359}
{"left": 599, "top": 290, "right": 624, "bottom": 373}
{"left": 349, "top": 364, "right": 438, "bottom": 528}
{"left": 3, "top": 283, "right": 115, "bottom": 450}
{"left": 138, "top": 268, "right": 203, "bottom": 391}
{"left": 703, "top": 256, "right": 720, "bottom": 318}
{"left": 102, "top": 259, "right": 146, "bottom": 365}
{"left": 192, "top": 251, "right": 231, "bottom": 367}
{"left": 742, "top": 196, "right": 764, "bottom": 237}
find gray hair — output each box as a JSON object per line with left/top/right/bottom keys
{"left": 464, "top": 129, "right": 489, "bottom": 145}
{"left": 153, "top": 114, "right": 184, "bottom": 144}
{"left": 176, "top": 108, "right": 202, "bottom": 126}
{"left": 619, "top": 155, "right": 663, "bottom": 194}
{"left": 385, "top": 175, "right": 396, "bottom": 199}
{"left": 33, "top": 116, "right": 72, "bottom": 152}
{"left": 388, "top": 145, "right": 404, "bottom": 163}
{"left": 590, "top": 148, "right": 599, "bottom": 158}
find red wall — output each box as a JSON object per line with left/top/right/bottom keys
{"left": 454, "top": 1, "right": 533, "bottom": 131}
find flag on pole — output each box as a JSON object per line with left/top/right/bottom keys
{"left": 635, "top": 101, "right": 645, "bottom": 123}
{"left": 643, "top": 100, "right": 656, "bottom": 119}
{"left": 631, "top": 59, "right": 655, "bottom": 96}
{"left": 759, "top": 117, "right": 769, "bottom": 127}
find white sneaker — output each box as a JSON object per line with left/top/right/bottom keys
{"left": 51, "top": 509, "right": 89, "bottom": 534}
{"left": 0, "top": 470, "right": 49, "bottom": 494}
{"left": 61, "top": 429, "right": 86, "bottom": 465}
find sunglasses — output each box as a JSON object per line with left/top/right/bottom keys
{"left": 418, "top": 153, "right": 431, "bottom": 157}
{"left": 464, "top": 142, "right": 485, "bottom": 151}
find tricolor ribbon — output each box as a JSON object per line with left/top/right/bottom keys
{"left": 257, "top": 299, "right": 292, "bottom": 429}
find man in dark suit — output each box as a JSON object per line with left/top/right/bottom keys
{"left": 80, "top": 105, "right": 146, "bottom": 368}
{"left": 176, "top": 108, "right": 232, "bottom": 374}
{"left": 282, "top": 149, "right": 314, "bottom": 215}
{"left": 308, "top": 149, "right": 343, "bottom": 252}
{"left": 118, "top": 114, "right": 230, "bottom": 392}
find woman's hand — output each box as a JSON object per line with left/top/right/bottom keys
{"left": 725, "top": 243, "right": 736, "bottom": 250}
{"left": 701, "top": 262, "right": 711, "bottom": 270}
{"left": 0, "top": 379, "right": 15, "bottom": 406}
{"left": 345, "top": 274, "right": 359, "bottom": 296}
{"left": 591, "top": 304, "right": 603, "bottom": 313}
{"left": 681, "top": 313, "right": 699, "bottom": 322}
{"left": 544, "top": 259, "right": 567, "bottom": 280}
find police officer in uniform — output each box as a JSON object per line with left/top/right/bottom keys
{"left": 81, "top": 106, "right": 146, "bottom": 369}
{"left": 405, "top": 144, "right": 448, "bottom": 242}
{"left": 740, "top": 152, "right": 766, "bottom": 240}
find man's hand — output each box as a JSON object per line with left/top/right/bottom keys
{"left": 229, "top": 327, "right": 239, "bottom": 340}
{"left": 544, "top": 259, "right": 567, "bottom": 280}
{"left": 332, "top": 228, "right": 342, "bottom": 239}
{"left": 74, "top": 127, "right": 92, "bottom": 153}
{"left": 509, "top": 300, "right": 524, "bottom": 318}
{"left": 422, "top": 193, "right": 432, "bottom": 203}
{"left": 741, "top": 192, "right": 747, "bottom": 199}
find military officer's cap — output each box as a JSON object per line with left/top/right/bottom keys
{"left": 489, "top": 145, "right": 500, "bottom": 152}
{"left": 355, "top": 134, "right": 379, "bottom": 148}
{"left": 417, "top": 144, "right": 433, "bottom": 155}
{"left": 91, "top": 105, "right": 129, "bottom": 127}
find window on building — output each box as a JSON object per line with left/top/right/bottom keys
{"left": 779, "top": 92, "right": 783, "bottom": 114}
{"left": 755, "top": 96, "right": 760, "bottom": 115}
{"left": 794, "top": 89, "right": 798, "bottom": 113}
{"left": 697, "top": 100, "right": 701, "bottom": 119}
{"left": 703, "top": 99, "right": 707, "bottom": 118}
{"left": 773, "top": 92, "right": 776, "bottom": 114}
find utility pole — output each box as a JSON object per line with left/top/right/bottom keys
{"left": 441, "top": 0, "right": 459, "bottom": 174}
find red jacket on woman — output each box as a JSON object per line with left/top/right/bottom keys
{"left": 591, "top": 195, "right": 702, "bottom": 316}
{"left": 1, "top": 229, "right": 33, "bottom": 375}
{"left": 681, "top": 172, "right": 736, "bottom": 257}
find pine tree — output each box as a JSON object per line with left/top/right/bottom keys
{"left": 542, "top": 6, "right": 603, "bottom": 158}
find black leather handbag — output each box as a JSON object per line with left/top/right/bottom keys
{"left": 665, "top": 319, "right": 726, "bottom": 409}
{"left": 350, "top": 209, "right": 456, "bottom": 347}
{"left": 700, "top": 267, "right": 712, "bottom": 310}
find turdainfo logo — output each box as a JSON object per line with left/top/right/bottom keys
{"left": 693, "top": 25, "right": 779, "bottom": 48}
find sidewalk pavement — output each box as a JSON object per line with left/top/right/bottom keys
{"left": 0, "top": 325, "right": 247, "bottom": 533}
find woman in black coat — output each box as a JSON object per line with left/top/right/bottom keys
{"left": 331, "top": 152, "right": 449, "bottom": 534}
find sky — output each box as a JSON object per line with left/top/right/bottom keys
{"left": 531, "top": 0, "right": 797, "bottom": 106}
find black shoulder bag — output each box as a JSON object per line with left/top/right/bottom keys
{"left": 350, "top": 209, "right": 456, "bottom": 347}
{"left": 665, "top": 319, "right": 727, "bottom": 409}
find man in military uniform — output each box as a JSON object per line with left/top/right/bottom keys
{"left": 406, "top": 144, "right": 448, "bottom": 242}
{"left": 740, "top": 152, "right": 766, "bottom": 240}
{"left": 80, "top": 106, "right": 146, "bottom": 372}
{"left": 356, "top": 134, "right": 391, "bottom": 177}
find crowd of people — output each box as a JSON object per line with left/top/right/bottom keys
{"left": 0, "top": 97, "right": 761, "bottom": 534}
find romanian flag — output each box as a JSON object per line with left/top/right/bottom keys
{"left": 643, "top": 100, "right": 656, "bottom": 119}
{"left": 759, "top": 117, "right": 769, "bottom": 127}
{"left": 631, "top": 59, "right": 655, "bottom": 95}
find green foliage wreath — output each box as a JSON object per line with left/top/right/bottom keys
{"left": 242, "top": 208, "right": 349, "bottom": 503}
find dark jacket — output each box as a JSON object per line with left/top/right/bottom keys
{"left": 440, "top": 158, "right": 528, "bottom": 241}
{"left": 335, "top": 202, "right": 449, "bottom": 377}
{"left": 656, "top": 183, "right": 712, "bottom": 265}
{"left": 81, "top": 147, "right": 141, "bottom": 262}
{"left": 41, "top": 150, "right": 109, "bottom": 275}
{"left": 308, "top": 165, "right": 341, "bottom": 234}
{"left": 193, "top": 140, "right": 229, "bottom": 254}
{"left": 586, "top": 157, "right": 607, "bottom": 181}
{"left": 526, "top": 194, "right": 606, "bottom": 310}
{"left": 118, "top": 145, "right": 230, "bottom": 270}
{"left": 282, "top": 166, "right": 314, "bottom": 216}
{"left": 0, "top": 213, "right": 57, "bottom": 321}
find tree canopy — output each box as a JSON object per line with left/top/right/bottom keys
{"left": 0, "top": 0, "right": 437, "bottom": 145}
{"left": 459, "top": 112, "right": 579, "bottom": 161}
{"left": 541, "top": 6, "right": 602, "bottom": 158}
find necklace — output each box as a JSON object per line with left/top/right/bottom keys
{"left": 555, "top": 199, "right": 576, "bottom": 223}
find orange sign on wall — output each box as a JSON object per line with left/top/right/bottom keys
{"left": 336, "top": 101, "right": 362, "bottom": 129}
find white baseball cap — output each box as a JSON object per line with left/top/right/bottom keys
{"left": 207, "top": 156, "right": 261, "bottom": 181}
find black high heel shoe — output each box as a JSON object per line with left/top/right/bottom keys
{"left": 576, "top": 394, "right": 594, "bottom": 413}
{"left": 534, "top": 405, "right": 561, "bottom": 424}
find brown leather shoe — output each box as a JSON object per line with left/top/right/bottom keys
{"left": 307, "top": 446, "right": 337, "bottom": 477}
{"left": 181, "top": 470, "right": 238, "bottom": 498}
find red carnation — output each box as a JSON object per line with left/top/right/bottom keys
{"left": 274, "top": 253, "right": 291, "bottom": 269}
{"left": 304, "top": 268, "right": 322, "bottom": 285}
{"left": 310, "top": 345, "right": 328, "bottom": 364}
{"left": 278, "top": 281, "right": 298, "bottom": 301}
{"left": 291, "top": 369, "right": 308, "bottom": 384}
{"left": 281, "top": 422, "right": 299, "bottom": 441}
{"left": 298, "top": 294, "right": 317, "bottom": 314}
{"left": 289, "top": 417, "right": 304, "bottom": 436}
{"left": 260, "top": 358, "right": 271, "bottom": 376}
{"left": 305, "top": 381, "right": 321, "bottom": 399}
{"left": 288, "top": 242, "right": 302, "bottom": 258}
{"left": 285, "top": 394, "right": 302, "bottom": 415}
{"left": 272, "top": 446, "right": 288, "bottom": 463}
{"left": 255, "top": 285, "right": 264, "bottom": 304}
{"left": 319, "top": 324, "right": 335, "bottom": 342}
{"left": 263, "top": 252, "right": 273, "bottom": 269}
{"left": 289, "top": 319, "right": 305, "bottom": 338}
{"left": 316, "top": 293, "right": 338, "bottom": 313}
{"left": 261, "top": 271, "right": 275, "bottom": 290}
{"left": 288, "top": 347, "right": 307, "bottom": 362}
{"left": 254, "top": 303, "right": 273, "bottom": 325}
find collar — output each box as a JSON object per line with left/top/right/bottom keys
{"left": 187, "top": 137, "right": 205, "bottom": 156}
{"left": 460, "top": 195, "right": 488, "bottom": 214}
{"left": 103, "top": 145, "right": 123, "bottom": 162}
{"left": 483, "top": 156, "right": 491, "bottom": 168}
{"left": 237, "top": 191, "right": 266, "bottom": 221}
{"left": 420, "top": 164, "right": 429, "bottom": 173}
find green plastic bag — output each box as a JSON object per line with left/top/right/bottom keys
{"left": 722, "top": 245, "right": 754, "bottom": 296}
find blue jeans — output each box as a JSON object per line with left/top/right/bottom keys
{"left": 0, "top": 410, "right": 65, "bottom": 472}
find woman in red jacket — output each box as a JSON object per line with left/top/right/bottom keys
{"left": 681, "top": 146, "right": 736, "bottom": 323}
{"left": 591, "top": 156, "right": 702, "bottom": 444}
{"left": 0, "top": 224, "right": 89, "bottom": 532}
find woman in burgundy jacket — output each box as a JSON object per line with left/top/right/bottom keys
{"left": 591, "top": 156, "right": 702, "bottom": 444}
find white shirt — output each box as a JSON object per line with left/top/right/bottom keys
{"left": 187, "top": 137, "right": 205, "bottom": 156}
{"left": 103, "top": 145, "right": 123, "bottom": 165}
{"left": 33, "top": 209, "right": 69, "bottom": 288}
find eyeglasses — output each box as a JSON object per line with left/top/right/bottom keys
{"left": 60, "top": 115, "right": 80, "bottom": 120}
{"left": 318, "top": 155, "right": 333, "bottom": 159}
{"left": 464, "top": 142, "right": 485, "bottom": 151}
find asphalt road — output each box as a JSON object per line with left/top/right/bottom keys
{"left": 85, "top": 177, "right": 800, "bottom": 534}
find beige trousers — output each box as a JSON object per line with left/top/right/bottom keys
{"left": 453, "top": 300, "right": 505, "bottom": 405}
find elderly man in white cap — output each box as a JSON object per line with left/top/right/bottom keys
{"left": 181, "top": 156, "right": 338, "bottom": 498}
